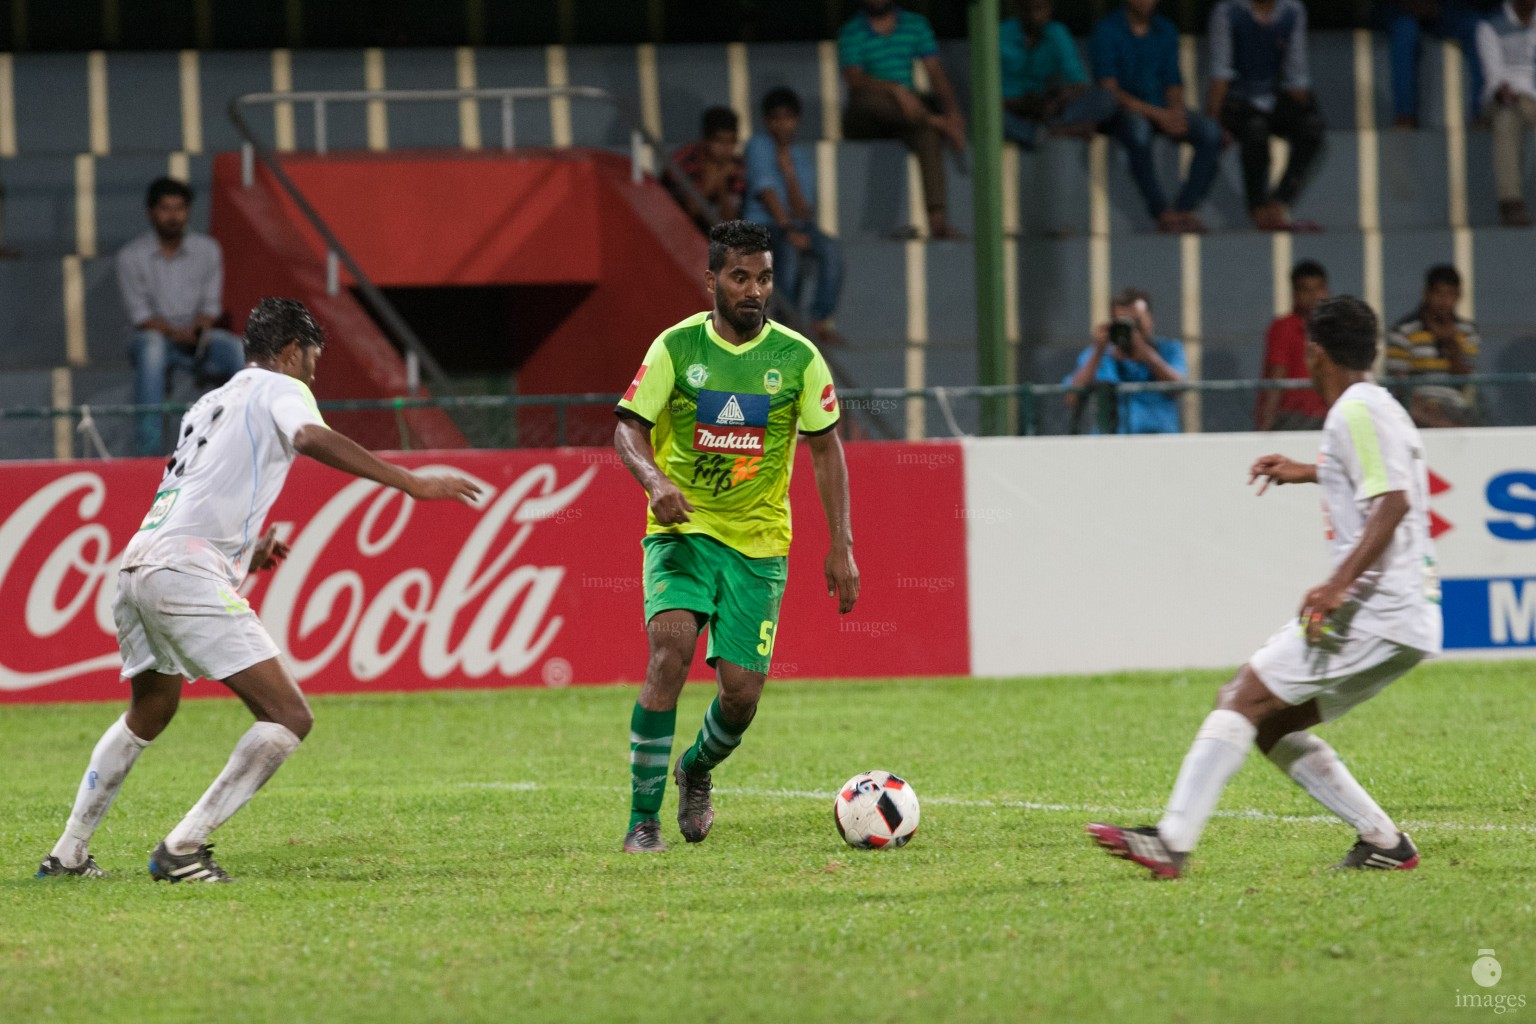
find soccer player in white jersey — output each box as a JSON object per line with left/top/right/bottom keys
{"left": 1088, "top": 296, "right": 1443, "bottom": 879}
{"left": 36, "top": 298, "right": 480, "bottom": 883}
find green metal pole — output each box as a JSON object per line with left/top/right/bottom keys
{"left": 969, "top": 0, "right": 1009, "bottom": 435}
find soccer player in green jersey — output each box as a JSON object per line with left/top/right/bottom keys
{"left": 613, "top": 220, "right": 860, "bottom": 853}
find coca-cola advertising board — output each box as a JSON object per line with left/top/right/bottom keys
{"left": 0, "top": 444, "right": 968, "bottom": 703}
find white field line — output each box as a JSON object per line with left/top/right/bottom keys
{"left": 456, "top": 782, "right": 1536, "bottom": 834}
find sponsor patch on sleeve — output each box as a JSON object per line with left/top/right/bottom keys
{"left": 622, "top": 364, "right": 648, "bottom": 403}
{"left": 820, "top": 383, "right": 837, "bottom": 413}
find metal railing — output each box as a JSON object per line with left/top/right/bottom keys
{"left": 5, "top": 374, "right": 1536, "bottom": 460}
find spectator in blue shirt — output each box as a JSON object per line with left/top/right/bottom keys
{"left": 1377, "top": 1, "right": 1492, "bottom": 128}
{"left": 1207, "top": 0, "right": 1326, "bottom": 232}
{"left": 1064, "top": 287, "right": 1186, "bottom": 434}
{"left": 1092, "top": 0, "right": 1223, "bottom": 234}
{"left": 744, "top": 88, "right": 844, "bottom": 344}
{"left": 839, "top": 0, "right": 967, "bottom": 239}
{"left": 1000, "top": 0, "right": 1118, "bottom": 148}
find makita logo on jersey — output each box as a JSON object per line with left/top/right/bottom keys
{"left": 693, "top": 389, "right": 768, "bottom": 454}
{"left": 694, "top": 426, "right": 765, "bottom": 453}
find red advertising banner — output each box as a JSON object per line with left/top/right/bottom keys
{"left": 0, "top": 442, "right": 968, "bottom": 703}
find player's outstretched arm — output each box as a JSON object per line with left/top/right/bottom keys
{"left": 806, "top": 428, "right": 858, "bottom": 614}
{"left": 292, "top": 424, "right": 481, "bottom": 503}
{"left": 614, "top": 415, "right": 693, "bottom": 524}
{"left": 1249, "top": 453, "right": 1318, "bottom": 495}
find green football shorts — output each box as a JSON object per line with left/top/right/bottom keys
{"left": 641, "top": 532, "right": 788, "bottom": 675}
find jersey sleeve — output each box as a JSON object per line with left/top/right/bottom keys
{"left": 1337, "top": 398, "right": 1411, "bottom": 501}
{"left": 797, "top": 348, "right": 840, "bottom": 434}
{"left": 270, "top": 378, "right": 327, "bottom": 445}
{"left": 615, "top": 337, "right": 675, "bottom": 425}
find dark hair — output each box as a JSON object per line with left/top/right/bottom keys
{"left": 1111, "top": 286, "right": 1151, "bottom": 312}
{"left": 1291, "top": 259, "right": 1327, "bottom": 287}
{"left": 244, "top": 297, "right": 325, "bottom": 361}
{"left": 146, "top": 177, "right": 193, "bottom": 208}
{"left": 708, "top": 220, "right": 772, "bottom": 273}
{"left": 761, "top": 87, "right": 802, "bottom": 118}
{"left": 701, "top": 106, "right": 739, "bottom": 138}
{"left": 1307, "top": 295, "right": 1378, "bottom": 371}
{"left": 1425, "top": 263, "right": 1461, "bottom": 290}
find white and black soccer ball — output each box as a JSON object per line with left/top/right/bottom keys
{"left": 833, "top": 770, "right": 920, "bottom": 849}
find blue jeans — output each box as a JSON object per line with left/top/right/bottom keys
{"left": 1104, "top": 108, "right": 1223, "bottom": 218}
{"left": 1384, "top": 1, "right": 1485, "bottom": 120}
{"left": 130, "top": 327, "right": 245, "bottom": 455}
{"left": 769, "top": 223, "right": 843, "bottom": 324}
{"left": 1003, "top": 86, "right": 1119, "bottom": 149}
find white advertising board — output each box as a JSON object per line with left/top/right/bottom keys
{"left": 964, "top": 429, "right": 1536, "bottom": 676}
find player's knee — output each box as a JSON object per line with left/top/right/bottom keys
{"left": 275, "top": 705, "right": 314, "bottom": 741}
{"left": 1263, "top": 729, "right": 1323, "bottom": 767}
{"left": 718, "top": 689, "right": 761, "bottom": 726}
{"left": 646, "top": 644, "right": 689, "bottom": 680}
{"left": 126, "top": 705, "right": 174, "bottom": 742}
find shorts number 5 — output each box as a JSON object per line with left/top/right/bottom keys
{"left": 756, "top": 620, "right": 777, "bottom": 656}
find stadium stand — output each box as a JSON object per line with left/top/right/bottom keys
{"left": 0, "top": 28, "right": 1532, "bottom": 456}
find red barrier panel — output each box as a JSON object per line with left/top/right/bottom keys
{"left": 0, "top": 443, "right": 967, "bottom": 703}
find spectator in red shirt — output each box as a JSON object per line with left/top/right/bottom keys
{"left": 1256, "top": 259, "right": 1330, "bottom": 430}
{"left": 667, "top": 107, "right": 746, "bottom": 235}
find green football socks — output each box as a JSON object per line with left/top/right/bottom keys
{"left": 678, "top": 697, "right": 750, "bottom": 775}
{"left": 629, "top": 703, "right": 676, "bottom": 829}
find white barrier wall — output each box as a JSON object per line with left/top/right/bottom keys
{"left": 964, "top": 429, "right": 1536, "bottom": 676}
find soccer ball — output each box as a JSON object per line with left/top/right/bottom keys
{"left": 833, "top": 770, "right": 920, "bottom": 849}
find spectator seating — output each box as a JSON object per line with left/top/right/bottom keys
{"left": 0, "top": 31, "right": 1532, "bottom": 456}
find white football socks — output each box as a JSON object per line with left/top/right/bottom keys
{"left": 165, "top": 722, "right": 301, "bottom": 855}
{"left": 1158, "top": 709, "right": 1256, "bottom": 853}
{"left": 1267, "top": 731, "right": 1398, "bottom": 847}
{"left": 51, "top": 714, "right": 150, "bottom": 868}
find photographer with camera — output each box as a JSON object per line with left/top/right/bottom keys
{"left": 1064, "top": 287, "right": 1187, "bottom": 434}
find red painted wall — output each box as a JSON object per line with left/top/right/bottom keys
{"left": 212, "top": 149, "right": 708, "bottom": 448}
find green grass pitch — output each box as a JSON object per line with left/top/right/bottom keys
{"left": 3, "top": 661, "right": 1532, "bottom": 1023}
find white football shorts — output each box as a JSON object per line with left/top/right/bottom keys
{"left": 114, "top": 567, "right": 281, "bottom": 683}
{"left": 1249, "top": 617, "right": 1426, "bottom": 723}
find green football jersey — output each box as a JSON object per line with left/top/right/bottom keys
{"left": 616, "top": 312, "right": 840, "bottom": 558}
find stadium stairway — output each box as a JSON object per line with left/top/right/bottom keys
{"left": 0, "top": 33, "right": 1532, "bottom": 457}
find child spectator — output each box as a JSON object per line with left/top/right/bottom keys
{"left": 667, "top": 106, "right": 746, "bottom": 234}
{"left": 744, "top": 88, "right": 844, "bottom": 344}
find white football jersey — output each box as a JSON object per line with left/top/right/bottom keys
{"left": 1316, "top": 381, "right": 1442, "bottom": 653}
{"left": 120, "top": 367, "right": 326, "bottom": 587}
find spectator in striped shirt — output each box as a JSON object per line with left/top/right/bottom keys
{"left": 838, "top": 0, "right": 968, "bottom": 240}
{"left": 1387, "top": 264, "right": 1480, "bottom": 427}
{"left": 666, "top": 107, "right": 746, "bottom": 235}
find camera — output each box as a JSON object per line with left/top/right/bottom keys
{"left": 1109, "top": 317, "right": 1136, "bottom": 353}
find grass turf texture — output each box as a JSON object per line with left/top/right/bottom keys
{"left": 3, "top": 662, "right": 1532, "bottom": 1024}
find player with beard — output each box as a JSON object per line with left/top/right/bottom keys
{"left": 613, "top": 220, "right": 860, "bottom": 853}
